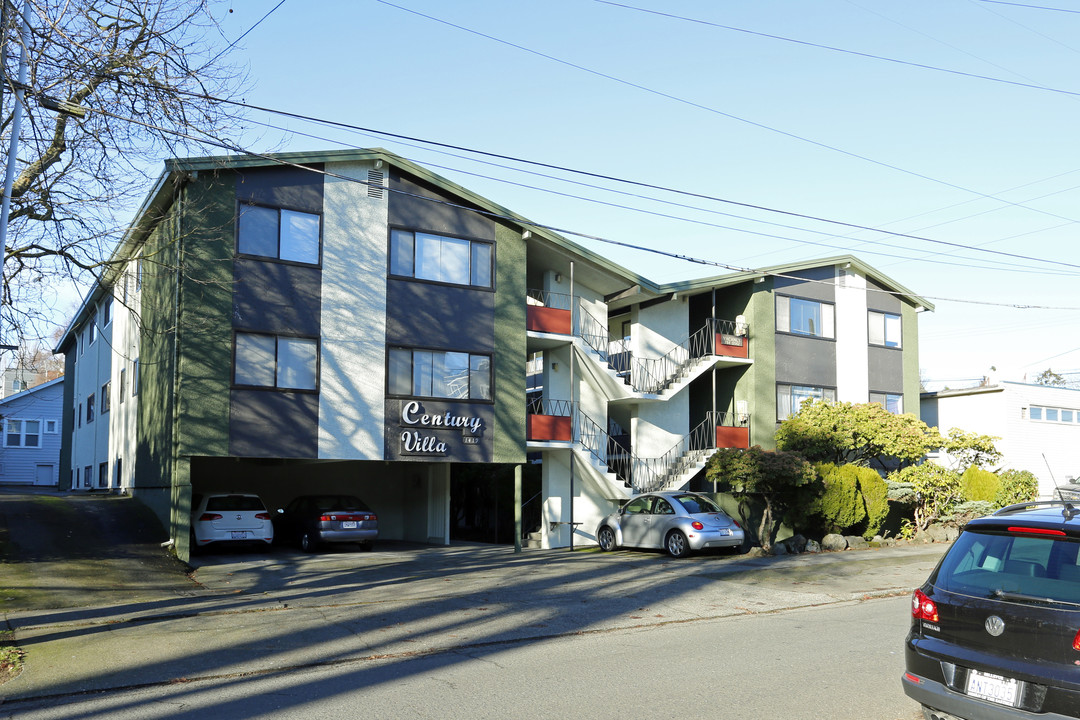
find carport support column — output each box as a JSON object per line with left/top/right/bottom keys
{"left": 514, "top": 464, "right": 522, "bottom": 553}
{"left": 427, "top": 463, "right": 451, "bottom": 545}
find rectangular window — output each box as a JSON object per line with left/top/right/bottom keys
{"left": 98, "top": 462, "right": 109, "bottom": 489}
{"left": 5, "top": 419, "right": 41, "bottom": 447}
{"left": 234, "top": 332, "right": 319, "bottom": 391}
{"left": 102, "top": 298, "right": 112, "bottom": 326}
{"left": 1031, "top": 406, "right": 1043, "bottom": 421}
{"left": 388, "top": 348, "right": 493, "bottom": 401}
{"left": 86, "top": 394, "right": 95, "bottom": 423}
{"left": 119, "top": 368, "right": 126, "bottom": 404}
{"left": 389, "top": 230, "right": 493, "bottom": 288}
{"left": 132, "top": 358, "right": 139, "bottom": 396}
{"left": 870, "top": 391, "right": 904, "bottom": 414}
{"left": 83, "top": 466, "right": 92, "bottom": 488}
{"left": 78, "top": 403, "right": 82, "bottom": 428}
{"left": 777, "top": 384, "right": 836, "bottom": 421}
{"left": 1064, "top": 410, "right": 1075, "bottom": 423}
{"left": 101, "top": 382, "right": 111, "bottom": 414}
{"left": 237, "top": 203, "right": 321, "bottom": 265}
{"left": 89, "top": 311, "right": 97, "bottom": 345}
{"left": 1030, "top": 405, "right": 1080, "bottom": 424}
{"left": 45, "top": 419, "right": 57, "bottom": 433}
{"left": 868, "top": 311, "right": 901, "bottom": 348}
{"left": 776, "top": 296, "right": 834, "bottom": 339}
{"left": 1047, "top": 408, "right": 1060, "bottom": 422}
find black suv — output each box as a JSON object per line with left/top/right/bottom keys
{"left": 904, "top": 501, "right": 1080, "bottom": 719}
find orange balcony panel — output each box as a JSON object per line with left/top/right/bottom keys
{"left": 527, "top": 306, "right": 572, "bottom": 335}
{"left": 716, "top": 426, "right": 750, "bottom": 449}
{"left": 715, "top": 334, "right": 748, "bottom": 359}
{"left": 527, "top": 414, "right": 572, "bottom": 442}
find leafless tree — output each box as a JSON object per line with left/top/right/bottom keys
{"left": 1, "top": 0, "right": 247, "bottom": 345}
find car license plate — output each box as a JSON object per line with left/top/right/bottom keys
{"left": 966, "top": 670, "right": 1018, "bottom": 706}
{"left": 718, "top": 529, "right": 731, "bottom": 536}
{"left": 230, "top": 531, "right": 247, "bottom": 540}
{"left": 341, "top": 521, "right": 357, "bottom": 529}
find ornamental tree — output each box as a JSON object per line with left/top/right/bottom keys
{"left": 704, "top": 445, "right": 817, "bottom": 551}
{"left": 774, "top": 400, "right": 941, "bottom": 471}
{"left": 942, "top": 428, "right": 1002, "bottom": 471}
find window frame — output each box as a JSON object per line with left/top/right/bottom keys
{"left": 86, "top": 393, "right": 95, "bottom": 423}
{"left": 387, "top": 346, "right": 494, "bottom": 403}
{"left": 776, "top": 294, "right": 835, "bottom": 340}
{"left": 236, "top": 201, "right": 323, "bottom": 266}
{"left": 776, "top": 383, "right": 837, "bottom": 421}
{"left": 1030, "top": 405, "right": 1080, "bottom": 425}
{"left": 233, "top": 331, "right": 320, "bottom": 392}
{"left": 388, "top": 228, "right": 495, "bottom": 290}
{"left": 101, "top": 381, "right": 111, "bottom": 415}
{"left": 868, "top": 310, "right": 902, "bottom": 349}
{"left": 870, "top": 391, "right": 904, "bottom": 414}
{"left": 4, "top": 418, "right": 41, "bottom": 448}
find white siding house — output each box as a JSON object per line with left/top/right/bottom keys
{"left": 922, "top": 381, "right": 1080, "bottom": 498}
{"left": 0, "top": 377, "right": 63, "bottom": 485}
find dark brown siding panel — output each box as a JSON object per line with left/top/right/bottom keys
{"left": 385, "top": 280, "right": 495, "bottom": 353}
{"left": 229, "top": 390, "right": 319, "bottom": 458}
{"left": 235, "top": 165, "right": 324, "bottom": 213}
{"left": 775, "top": 334, "right": 837, "bottom": 387}
{"left": 388, "top": 171, "right": 495, "bottom": 241}
{"left": 234, "top": 259, "right": 322, "bottom": 335}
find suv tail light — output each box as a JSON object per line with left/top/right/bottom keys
{"left": 198, "top": 513, "right": 223, "bottom": 522}
{"left": 912, "top": 588, "right": 939, "bottom": 623}
{"left": 1073, "top": 629, "right": 1080, "bottom": 652}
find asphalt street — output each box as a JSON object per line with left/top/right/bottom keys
{"left": 0, "top": 489, "right": 947, "bottom": 718}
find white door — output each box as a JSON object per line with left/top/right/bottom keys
{"left": 35, "top": 464, "right": 54, "bottom": 486}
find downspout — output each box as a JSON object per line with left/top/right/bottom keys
{"left": 569, "top": 260, "right": 575, "bottom": 551}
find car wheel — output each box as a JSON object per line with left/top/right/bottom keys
{"left": 665, "top": 530, "right": 690, "bottom": 558}
{"left": 300, "top": 531, "right": 320, "bottom": 553}
{"left": 597, "top": 526, "right": 617, "bottom": 552}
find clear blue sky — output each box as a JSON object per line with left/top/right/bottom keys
{"left": 215, "top": 0, "right": 1080, "bottom": 390}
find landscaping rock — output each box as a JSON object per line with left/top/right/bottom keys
{"left": 771, "top": 542, "right": 788, "bottom": 555}
{"left": 845, "top": 536, "right": 869, "bottom": 550}
{"left": 925, "top": 525, "right": 951, "bottom": 543}
{"left": 821, "top": 533, "right": 847, "bottom": 551}
{"left": 804, "top": 539, "right": 821, "bottom": 553}
{"left": 786, "top": 534, "right": 808, "bottom": 554}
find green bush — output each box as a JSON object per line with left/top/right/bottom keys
{"left": 996, "top": 469, "right": 1039, "bottom": 507}
{"left": 859, "top": 469, "right": 890, "bottom": 540}
{"left": 961, "top": 467, "right": 1001, "bottom": 503}
{"left": 944, "top": 500, "right": 996, "bottom": 527}
{"left": 808, "top": 463, "right": 866, "bottom": 534}
{"left": 890, "top": 463, "right": 962, "bottom": 530}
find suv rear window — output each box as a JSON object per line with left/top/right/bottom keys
{"left": 206, "top": 495, "right": 266, "bottom": 512}
{"left": 935, "top": 529, "right": 1080, "bottom": 605}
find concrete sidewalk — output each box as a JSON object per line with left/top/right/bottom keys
{"left": 0, "top": 541, "right": 947, "bottom": 705}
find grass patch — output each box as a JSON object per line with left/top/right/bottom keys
{"left": 0, "top": 631, "right": 24, "bottom": 685}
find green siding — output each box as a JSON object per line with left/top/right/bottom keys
{"left": 492, "top": 222, "right": 527, "bottom": 463}
{"left": 747, "top": 282, "right": 778, "bottom": 449}
{"left": 175, "top": 174, "right": 234, "bottom": 458}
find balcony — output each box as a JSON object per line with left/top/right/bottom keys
{"left": 714, "top": 318, "right": 749, "bottom": 359}
{"left": 526, "top": 398, "right": 573, "bottom": 442}
{"left": 526, "top": 290, "right": 572, "bottom": 336}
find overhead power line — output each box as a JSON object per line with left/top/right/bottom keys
{"left": 974, "top": 0, "right": 1080, "bottom": 13}
{"left": 138, "top": 83, "right": 1080, "bottom": 274}
{"left": 595, "top": 0, "right": 1080, "bottom": 98}
{"left": 89, "top": 103, "right": 1080, "bottom": 312}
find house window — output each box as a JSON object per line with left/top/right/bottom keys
{"left": 237, "top": 203, "right": 321, "bottom": 265}
{"left": 868, "top": 311, "right": 901, "bottom": 348}
{"left": 101, "top": 382, "right": 111, "bottom": 414}
{"left": 86, "top": 394, "right": 95, "bottom": 423}
{"left": 389, "top": 229, "right": 493, "bottom": 288}
{"left": 83, "top": 466, "right": 92, "bottom": 488}
{"left": 102, "top": 298, "right": 112, "bottom": 326}
{"left": 777, "top": 384, "right": 836, "bottom": 421}
{"left": 45, "top": 419, "right": 57, "bottom": 433}
{"left": 776, "top": 296, "right": 834, "bottom": 339}
{"left": 1030, "top": 405, "right": 1080, "bottom": 424}
{"left": 132, "top": 358, "right": 139, "bottom": 396}
{"left": 5, "top": 419, "right": 41, "bottom": 447}
{"left": 89, "top": 311, "right": 97, "bottom": 345}
{"left": 234, "top": 332, "right": 319, "bottom": 391}
{"left": 98, "top": 462, "right": 109, "bottom": 488}
{"left": 11, "top": 379, "right": 23, "bottom": 392}
{"left": 870, "top": 392, "right": 904, "bottom": 414}
{"left": 114, "top": 456, "right": 122, "bottom": 488}
{"left": 119, "top": 368, "right": 126, "bottom": 404}
{"left": 78, "top": 403, "right": 82, "bottom": 428}
{"left": 388, "top": 348, "right": 492, "bottom": 401}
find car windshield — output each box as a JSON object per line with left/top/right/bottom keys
{"left": 206, "top": 495, "right": 266, "bottom": 512}
{"left": 673, "top": 494, "right": 722, "bottom": 515}
{"left": 934, "top": 529, "right": 1080, "bottom": 606}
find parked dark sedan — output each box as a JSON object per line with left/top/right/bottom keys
{"left": 274, "top": 495, "right": 378, "bottom": 552}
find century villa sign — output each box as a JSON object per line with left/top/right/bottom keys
{"left": 398, "top": 400, "right": 484, "bottom": 457}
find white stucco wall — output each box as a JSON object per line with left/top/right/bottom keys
{"left": 319, "top": 160, "right": 389, "bottom": 460}
{"left": 109, "top": 265, "right": 142, "bottom": 490}
{"left": 835, "top": 267, "right": 869, "bottom": 403}
{"left": 69, "top": 298, "right": 114, "bottom": 489}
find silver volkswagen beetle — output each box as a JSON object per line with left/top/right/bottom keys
{"left": 596, "top": 491, "right": 745, "bottom": 558}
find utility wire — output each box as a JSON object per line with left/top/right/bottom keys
{"left": 87, "top": 104, "right": 1080, "bottom": 312}
{"left": 140, "top": 83, "right": 1080, "bottom": 273}
{"left": 974, "top": 0, "right": 1080, "bottom": 13}
{"left": 596, "top": 0, "right": 1080, "bottom": 98}
{"left": 374, "top": 0, "right": 1080, "bottom": 232}
{"left": 206, "top": 1, "right": 289, "bottom": 66}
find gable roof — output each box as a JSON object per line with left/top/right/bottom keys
{"left": 0, "top": 377, "right": 64, "bottom": 408}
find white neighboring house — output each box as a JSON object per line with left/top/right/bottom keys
{"left": 0, "top": 377, "right": 63, "bottom": 486}
{"left": 922, "top": 381, "right": 1080, "bottom": 498}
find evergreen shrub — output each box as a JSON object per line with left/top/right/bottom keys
{"left": 995, "top": 469, "right": 1039, "bottom": 507}
{"left": 961, "top": 467, "right": 1000, "bottom": 503}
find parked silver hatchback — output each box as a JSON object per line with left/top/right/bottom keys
{"left": 190, "top": 493, "right": 274, "bottom": 551}
{"left": 596, "top": 491, "right": 744, "bottom": 558}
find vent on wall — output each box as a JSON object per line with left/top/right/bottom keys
{"left": 367, "top": 169, "right": 385, "bottom": 199}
